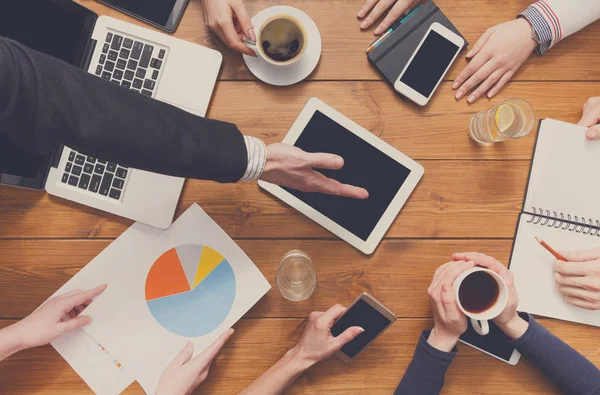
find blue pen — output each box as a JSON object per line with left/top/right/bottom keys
{"left": 366, "top": 5, "right": 423, "bottom": 53}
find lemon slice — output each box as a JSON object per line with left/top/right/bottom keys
{"left": 495, "top": 104, "right": 516, "bottom": 133}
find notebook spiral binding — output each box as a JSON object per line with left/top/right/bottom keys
{"left": 527, "top": 207, "right": 600, "bottom": 236}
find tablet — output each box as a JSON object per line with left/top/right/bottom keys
{"left": 258, "top": 98, "right": 424, "bottom": 254}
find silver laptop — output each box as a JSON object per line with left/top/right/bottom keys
{"left": 0, "top": 1, "right": 222, "bottom": 229}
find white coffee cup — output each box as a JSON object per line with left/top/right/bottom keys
{"left": 245, "top": 13, "right": 308, "bottom": 67}
{"left": 453, "top": 267, "right": 508, "bottom": 335}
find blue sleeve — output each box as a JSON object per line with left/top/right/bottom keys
{"left": 394, "top": 331, "right": 456, "bottom": 395}
{"left": 511, "top": 314, "right": 600, "bottom": 394}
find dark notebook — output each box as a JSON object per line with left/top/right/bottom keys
{"left": 367, "top": 1, "right": 468, "bottom": 93}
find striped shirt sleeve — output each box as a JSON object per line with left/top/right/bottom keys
{"left": 240, "top": 136, "right": 268, "bottom": 181}
{"left": 518, "top": 2, "right": 560, "bottom": 54}
{"left": 519, "top": 0, "right": 600, "bottom": 55}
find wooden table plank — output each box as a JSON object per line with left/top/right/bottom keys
{"left": 76, "top": 0, "right": 600, "bottom": 82}
{"left": 0, "top": 239, "right": 515, "bottom": 319}
{"left": 1, "top": 317, "right": 597, "bottom": 395}
{"left": 205, "top": 81, "right": 592, "bottom": 161}
{"left": 0, "top": 160, "right": 529, "bottom": 239}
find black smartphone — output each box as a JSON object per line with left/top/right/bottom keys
{"left": 331, "top": 293, "right": 397, "bottom": 362}
{"left": 97, "top": 0, "right": 190, "bottom": 32}
{"left": 459, "top": 319, "right": 521, "bottom": 365}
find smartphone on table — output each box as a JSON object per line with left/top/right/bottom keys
{"left": 394, "top": 22, "right": 464, "bottom": 106}
{"left": 331, "top": 293, "right": 397, "bottom": 362}
{"left": 97, "top": 0, "right": 190, "bottom": 32}
{"left": 459, "top": 319, "right": 521, "bottom": 365}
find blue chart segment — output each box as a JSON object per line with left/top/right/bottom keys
{"left": 145, "top": 245, "right": 236, "bottom": 338}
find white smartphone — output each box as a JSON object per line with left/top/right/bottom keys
{"left": 331, "top": 293, "right": 397, "bottom": 362}
{"left": 459, "top": 319, "right": 521, "bottom": 365}
{"left": 394, "top": 22, "right": 465, "bottom": 106}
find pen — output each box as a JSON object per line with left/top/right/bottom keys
{"left": 366, "top": 5, "right": 423, "bottom": 53}
{"left": 535, "top": 237, "right": 567, "bottom": 261}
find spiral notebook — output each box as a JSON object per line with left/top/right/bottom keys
{"left": 509, "top": 119, "right": 600, "bottom": 327}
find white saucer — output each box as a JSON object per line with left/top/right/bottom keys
{"left": 243, "top": 6, "right": 322, "bottom": 86}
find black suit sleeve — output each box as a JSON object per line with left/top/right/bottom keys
{"left": 0, "top": 36, "right": 247, "bottom": 183}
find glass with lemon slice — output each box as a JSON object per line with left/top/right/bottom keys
{"left": 469, "top": 98, "right": 536, "bottom": 145}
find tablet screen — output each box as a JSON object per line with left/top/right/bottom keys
{"left": 285, "top": 111, "right": 411, "bottom": 241}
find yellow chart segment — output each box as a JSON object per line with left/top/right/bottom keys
{"left": 193, "top": 247, "right": 225, "bottom": 288}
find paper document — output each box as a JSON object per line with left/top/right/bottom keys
{"left": 82, "top": 203, "right": 271, "bottom": 394}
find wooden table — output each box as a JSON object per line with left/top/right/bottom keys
{"left": 2, "top": 0, "right": 600, "bottom": 393}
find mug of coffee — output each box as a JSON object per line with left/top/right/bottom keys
{"left": 247, "top": 13, "right": 307, "bottom": 66}
{"left": 453, "top": 267, "right": 508, "bottom": 335}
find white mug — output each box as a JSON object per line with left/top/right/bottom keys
{"left": 453, "top": 267, "right": 508, "bottom": 335}
{"left": 244, "top": 13, "right": 308, "bottom": 67}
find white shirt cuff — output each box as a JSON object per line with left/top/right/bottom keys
{"left": 240, "top": 136, "right": 267, "bottom": 182}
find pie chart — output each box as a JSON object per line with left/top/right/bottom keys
{"left": 145, "top": 244, "right": 236, "bottom": 338}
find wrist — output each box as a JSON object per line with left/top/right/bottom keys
{"left": 495, "top": 315, "right": 529, "bottom": 340}
{"left": 517, "top": 17, "right": 539, "bottom": 52}
{"left": 427, "top": 327, "right": 459, "bottom": 353}
{"left": 286, "top": 346, "right": 318, "bottom": 371}
{"left": 0, "top": 323, "right": 26, "bottom": 358}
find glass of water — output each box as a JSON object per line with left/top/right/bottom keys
{"left": 276, "top": 250, "right": 317, "bottom": 302}
{"left": 469, "top": 98, "right": 536, "bottom": 145}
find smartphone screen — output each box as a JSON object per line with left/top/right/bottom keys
{"left": 331, "top": 298, "right": 394, "bottom": 359}
{"left": 399, "top": 29, "right": 460, "bottom": 98}
{"left": 459, "top": 320, "right": 520, "bottom": 364}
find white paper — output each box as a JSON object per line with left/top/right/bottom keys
{"left": 82, "top": 204, "right": 271, "bottom": 394}
{"left": 52, "top": 330, "right": 132, "bottom": 395}
{"left": 46, "top": 226, "right": 146, "bottom": 394}
{"left": 510, "top": 214, "right": 600, "bottom": 327}
{"left": 525, "top": 119, "right": 600, "bottom": 220}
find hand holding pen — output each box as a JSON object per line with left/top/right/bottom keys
{"left": 537, "top": 238, "right": 600, "bottom": 311}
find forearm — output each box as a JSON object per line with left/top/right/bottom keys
{"left": 238, "top": 347, "right": 312, "bottom": 395}
{"left": 394, "top": 330, "right": 456, "bottom": 395}
{"left": 0, "top": 36, "right": 247, "bottom": 182}
{"left": 503, "top": 314, "right": 600, "bottom": 394}
{"left": 519, "top": 0, "right": 600, "bottom": 54}
{"left": 0, "top": 323, "right": 24, "bottom": 362}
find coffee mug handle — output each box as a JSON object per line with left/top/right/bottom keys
{"left": 242, "top": 38, "right": 258, "bottom": 52}
{"left": 471, "top": 318, "right": 489, "bottom": 335}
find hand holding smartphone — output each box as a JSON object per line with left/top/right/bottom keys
{"left": 331, "top": 293, "right": 396, "bottom": 362}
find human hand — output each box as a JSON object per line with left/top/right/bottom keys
{"left": 290, "top": 304, "right": 364, "bottom": 366}
{"left": 156, "top": 329, "right": 234, "bottom": 395}
{"left": 202, "top": 0, "right": 256, "bottom": 56}
{"left": 577, "top": 97, "right": 600, "bottom": 141}
{"left": 13, "top": 284, "right": 107, "bottom": 350}
{"left": 452, "top": 253, "right": 528, "bottom": 339}
{"left": 358, "top": 0, "right": 421, "bottom": 35}
{"left": 453, "top": 19, "right": 537, "bottom": 103}
{"left": 553, "top": 248, "right": 600, "bottom": 310}
{"left": 426, "top": 260, "right": 474, "bottom": 352}
{"left": 260, "top": 143, "right": 369, "bottom": 199}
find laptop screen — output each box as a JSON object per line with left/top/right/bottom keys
{"left": 0, "top": 1, "right": 96, "bottom": 189}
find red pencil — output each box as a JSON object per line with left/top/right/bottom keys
{"left": 535, "top": 237, "right": 567, "bottom": 261}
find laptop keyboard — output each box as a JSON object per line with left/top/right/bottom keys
{"left": 94, "top": 31, "right": 168, "bottom": 97}
{"left": 60, "top": 148, "right": 130, "bottom": 201}
{"left": 58, "top": 31, "right": 169, "bottom": 202}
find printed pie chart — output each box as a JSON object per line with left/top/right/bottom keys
{"left": 145, "top": 245, "right": 236, "bottom": 338}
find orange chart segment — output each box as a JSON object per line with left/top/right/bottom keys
{"left": 193, "top": 247, "right": 225, "bottom": 288}
{"left": 145, "top": 248, "right": 191, "bottom": 301}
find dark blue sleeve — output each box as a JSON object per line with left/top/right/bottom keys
{"left": 0, "top": 36, "right": 247, "bottom": 182}
{"left": 510, "top": 314, "right": 600, "bottom": 395}
{"left": 394, "top": 330, "right": 456, "bottom": 395}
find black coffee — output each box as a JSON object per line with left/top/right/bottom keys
{"left": 458, "top": 271, "right": 499, "bottom": 314}
{"left": 260, "top": 16, "right": 305, "bottom": 62}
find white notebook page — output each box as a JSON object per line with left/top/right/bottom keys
{"left": 511, "top": 214, "right": 600, "bottom": 327}
{"left": 525, "top": 119, "right": 600, "bottom": 220}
